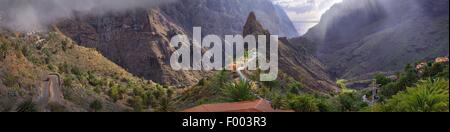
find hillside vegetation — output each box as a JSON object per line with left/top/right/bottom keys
{"left": 0, "top": 30, "right": 176, "bottom": 112}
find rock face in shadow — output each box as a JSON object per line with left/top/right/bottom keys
{"left": 57, "top": 0, "right": 300, "bottom": 86}
{"left": 302, "top": 0, "right": 449, "bottom": 79}
{"left": 243, "top": 12, "right": 338, "bottom": 92}
{"left": 58, "top": 9, "right": 203, "bottom": 86}
{"left": 160, "top": 0, "right": 299, "bottom": 38}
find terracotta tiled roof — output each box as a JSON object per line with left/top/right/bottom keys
{"left": 183, "top": 99, "right": 294, "bottom": 112}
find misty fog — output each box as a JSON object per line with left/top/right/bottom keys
{"left": 0, "top": 0, "right": 177, "bottom": 32}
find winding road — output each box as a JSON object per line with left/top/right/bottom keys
{"left": 235, "top": 51, "right": 263, "bottom": 99}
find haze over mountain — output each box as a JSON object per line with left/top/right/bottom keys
{"left": 243, "top": 12, "right": 337, "bottom": 92}
{"left": 301, "top": 0, "right": 449, "bottom": 79}
{"left": 161, "top": 0, "right": 299, "bottom": 38}
{"left": 0, "top": 0, "right": 177, "bottom": 32}
{"left": 55, "top": 0, "right": 299, "bottom": 87}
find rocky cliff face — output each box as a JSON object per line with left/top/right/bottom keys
{"left": 57, "top": 0, "right": 299, "bottom": 86}
{"left": 303, "top": 0, "right": 449, "bottom": 79}
{"left": 244, "top": 12, "right": 337, "bottom": 92}
{"left": 161, "top": 0, "right": 299, "bottom": 38}
{"left": 58, "top": 9, "right": 203, "bottom": 86}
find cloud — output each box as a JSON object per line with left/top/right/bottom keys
{"left": 272, "top": 0, "right": 342, "bottom": 35}
{"left": 0, "top": 0, "right": 177, "bottom": 32}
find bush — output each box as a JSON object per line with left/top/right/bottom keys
{"left": 285, "top": 94, "right": 319, "bottom": 112}
{"left": 316, "top": 98, "right": 337, "bottom": 112}
{"left": 156, "top": 93, "right": 176, "bottom": 112}
{"left": 374, "top": 73, "right": 392, "bottom": 86}
{"left": 337, "top": 93, "right": 367, "bottom": 112}
{"left": 63, "top": 76, "right": 75, "bottom": 88}
{"left": 0, "top": 43, "right": 8, "bottom": 61}
{"left": 209, "top": 70, "right": 230, "bottom": 93}
{"left": 110, "top": 84, "right": 121, "bottom": 102}
{"left": 89, "top": 100, "right": 103, "bottom": 112}
{"left": 87, "top": 72, "right": 103, "bottom": 87}
{"left": 287, "top": 81, "right": 302, "bottom": 94}
{"left": 379, "top": 79, "right": 449, "bottom": 112}
{"left": 16, "top": 100, "right": 38, "bottom": 112}
{"left": 380, "top": 64, "right": 420, "bottom": 97}
{"left": 131, "top": 96, "right": 144, "bottom": 112}
{"left": 221, "top": 80, "right": 256, "bottom": 102}
{"left": 2, "top": 73, "right": 18, "bottom": 88}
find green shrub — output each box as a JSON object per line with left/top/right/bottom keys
{"left": 2, "top": 73, "right": 18, "bottom": 88}
{"left": 287, "top": 81, "right": 302, "bottom": 94}
{"left": 16, "top": 100, "right": 38, "bottom": 112}
{"left": 337, "top": 93, "right": 367, "bottom": 112}
{"left": 156, "top": 93, "right": 176, "bottom": 112}
{"left": 130, "top": 96, "right": 144, "bottom": 112}
{"left": 374, "top": 73, "right": 392, "bottom": 86}
{"left": 285, "top": 94, "right": 319, "bottom": 112}
{"left": 380, "top": 79, "right": 449, "bottom": 112}
{"left": 110, "top": 84, "right": 120, "bottom": 102}
{"left": 0, "top": 42, "right": 8, "bottom": 61}
{"left": 63, "top": 76, "right": 75, "bottom": 88}
{"left": 221, "top": 80, "right": 256, "bottom": 102}
{"left": 89, "top": 100, "right": 103, "bottom": 112}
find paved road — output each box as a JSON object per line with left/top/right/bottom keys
{"left": 235, "top": 51, "right": 263, "bottom": 99}
{"left": 236, "top": 51, "right": 258, "bottom": 81}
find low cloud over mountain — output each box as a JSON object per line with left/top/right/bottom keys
{"left": 0, "top": 0, "right": 176, "bottom": 32}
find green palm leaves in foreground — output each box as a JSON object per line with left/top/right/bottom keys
{"left": 221, "top": 80, "right": 256, "bottom": 102}
{"left": 380, "top": 78, "right": 449, "bottom": 112}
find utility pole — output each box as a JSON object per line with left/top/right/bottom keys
{"left": 369, "top": 79, "right": 380, "bottom": 105}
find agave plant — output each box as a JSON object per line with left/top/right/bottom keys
{"left": 221, "top": 80, "right": 256, "bottom": 102}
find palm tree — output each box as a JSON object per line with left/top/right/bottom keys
{"left": 221, "top": 80, "right": 256, "bottom": 102}
{"left": 382, "top": 78, "right": 449, "bottom": 112}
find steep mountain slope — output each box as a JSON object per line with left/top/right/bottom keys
{"left": 0, "top": 30, "right": 172, "bottom": 112}
{"left": 160, "top": 0, "right": 299, "bottom": 38}
{"left": 244, "top": 12, "right": 337, "bottom": 92}
{"left": 302, "top": 0, "right": 449, "bottom": 79}
{"left": 57, "top": 0, "right": 298, "bottom": 87}
{"left": 57, "top": 9, "right": 205, "bottom": 87}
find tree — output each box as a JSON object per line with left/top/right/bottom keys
{"left": 210, "top": 70, "right": 229, "bottom": 93}
{"left": 337, "top": 93, "right": 367, "bottom": 112}
{"left": 89, "top": 100, "right": 103, "bottom": 112}
{"left": 380, "top": 82, "right": 401, "bottom": 97}
{"left": 16, "top": 100, "right": 38, "bottom": 112}
{"left": 221, "top": 80, "right": 256, "bottom": 102}
{"left": 374, "top": 73, "right": 392, "bottom": 86}
{"left": 380, "top": 79, "right": 449, "bottom": 112}
{"left": 285, "top": 94, "right": 319, "bottom": 112}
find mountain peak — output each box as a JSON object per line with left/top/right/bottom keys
{"left": 243, "top": 12, "right": 269, "bottom": 36}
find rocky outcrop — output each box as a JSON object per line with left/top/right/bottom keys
{"left": 57, "top": 0, "right": 299, "bottom": 86}
{"left": 57, "top": 9, "right": 203, "bottom": 86}
{"left": 243, "top": 12, "right": 337, "bottom": 92}
{"left": 302, "top": 0, "right": 449, "bottom": 79}
{"left": 161, "top": 0, "right": 299, "bottom": 38}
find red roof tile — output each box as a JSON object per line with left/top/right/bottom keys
{"left": 183, "top": 99, "right": 294, "bottom": 112}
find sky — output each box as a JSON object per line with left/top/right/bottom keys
{"left": 272, "top": 0, "right": 343, "bottom": 35}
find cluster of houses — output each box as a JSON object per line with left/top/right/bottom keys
{"left": 415, "top": 56, "right": 449, "bottom": 70}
